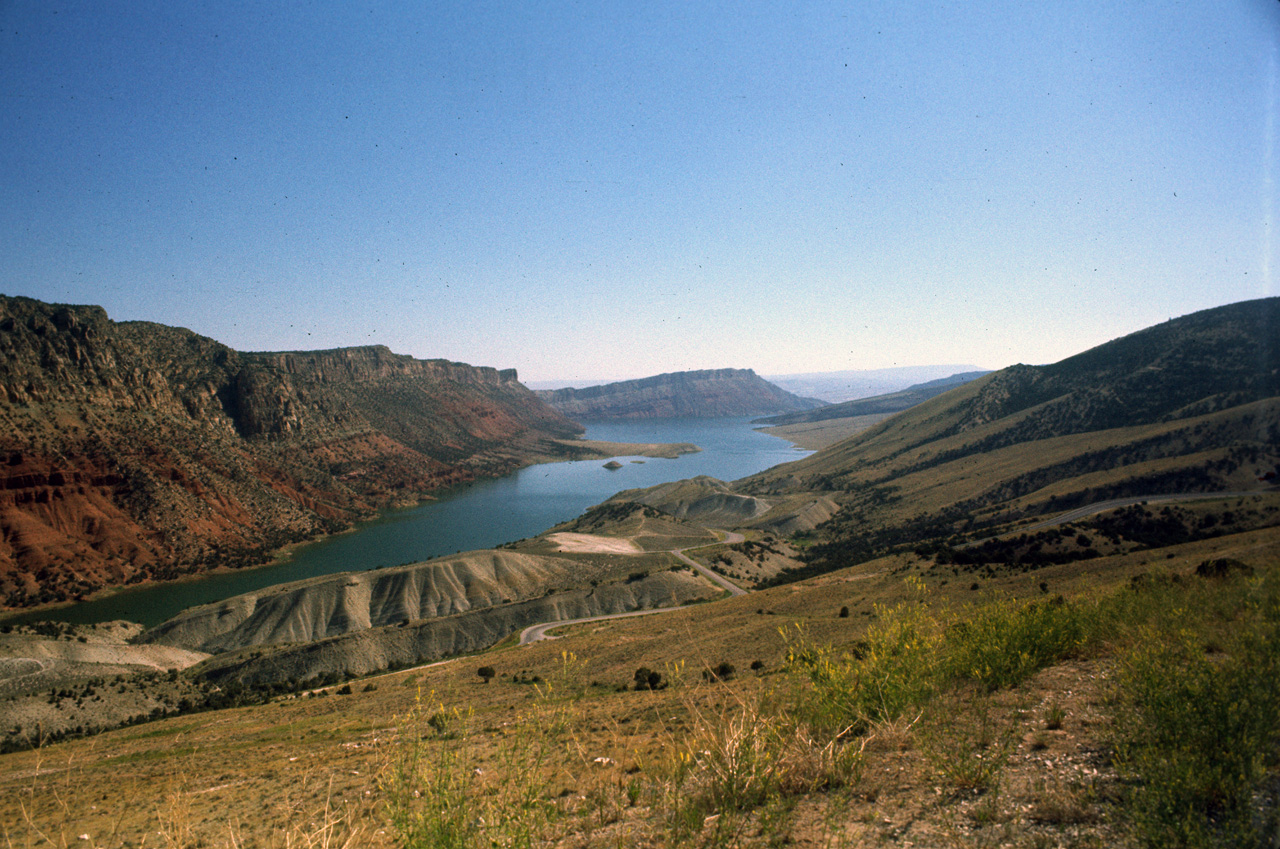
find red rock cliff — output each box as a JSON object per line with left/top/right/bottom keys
{"left": 0, "top": 295, "right": 582, "bottom": 609}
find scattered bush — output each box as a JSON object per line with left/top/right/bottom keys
{"left": 1194, "top": 557, "right": 1253, "bottom": 579}
{"left": 634, "top": 666, "right": 664, "bottom": 691}
{"left": 701, "top": 662, "right": 736, "bottom": 683}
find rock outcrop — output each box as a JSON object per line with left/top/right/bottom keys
{"left": 0, "top": 295, "right": 583, "bottom": 609}
{"left": 536, "top": 368, "right": 823, "bottom": 420}
{"left": 141, "top": 550, "right": 594, "bottom": 654}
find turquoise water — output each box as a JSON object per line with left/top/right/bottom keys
{"left": 2, "top": 418, "right": 809, "bottom": 628}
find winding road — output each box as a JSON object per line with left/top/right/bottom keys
{"left": 518, "top": 531, "right": 747, "bottom": 646}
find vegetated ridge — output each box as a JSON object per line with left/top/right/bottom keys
{"left": 754, "top": 370, "right": 990, "bottom": 426}
{"left": 535, "top": 368, "right": 823, "bottom": 420}
{"left": 0, "top": 294, "right": 585, "bottom": 609}
{"left": 735, "top": 297, "right": 1280, "bottom": 578}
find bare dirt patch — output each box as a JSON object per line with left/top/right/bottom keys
{"left": 546, "top": 532, "right": 643, "bottom": 554}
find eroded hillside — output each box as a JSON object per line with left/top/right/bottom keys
{"left": 0, "top": 295, "right": 584, "bottom": 608}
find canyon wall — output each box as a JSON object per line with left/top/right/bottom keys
{"left": 0, "top": 295, "right": 582, "bottom": 609}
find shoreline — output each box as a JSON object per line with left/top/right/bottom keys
{"left": 0, "top": 437, "right": 703, "bottom": 626}
{"left": 538, "top": 437, "right": 701, "bottom": 461}
{"left": 756, "top": 413, "right": 893, "bottom": 451}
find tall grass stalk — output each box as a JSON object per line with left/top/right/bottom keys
{"left": 381, "top": 692, "right": 566, "bottom": 849}
{"left": 656, "top": 685, "right": 862, "bottom": 848}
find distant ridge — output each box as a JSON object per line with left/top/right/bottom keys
{"left": 756, "top": 371, "right": 990, "bottom": 426}
{"left": 750, "top": 297, "right": 1280, "bottom": 492}
{"left": 737, "top": 297, "right": 1280, "bottom": 575}
{"left": 766, "top": 365, "right": 987, "bottom": 403}
{"left": 536, "top": 368, "right": 823, "bottom": 421}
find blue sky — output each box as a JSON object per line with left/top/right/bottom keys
{"left": 3, "top": 1, "right": 1277, "bottom": 383}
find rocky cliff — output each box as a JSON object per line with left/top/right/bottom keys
{"left": 0, "top": 295, "right": 583, "bottom": 609}
{"left": 536, "top": 368, "right": 823, "bottom": 421}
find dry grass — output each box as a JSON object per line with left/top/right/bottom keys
{"left": 0, "top": 525, "right": 1276, "bottom": 847}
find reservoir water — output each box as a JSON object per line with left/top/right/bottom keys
{"left": 8, "top": 417, "right": 810, "bottom": 628}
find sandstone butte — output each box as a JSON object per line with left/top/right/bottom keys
{"left": 535, "top": 367, "right": 823, "bottom": 420}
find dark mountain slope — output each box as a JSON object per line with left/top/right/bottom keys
{"left": 935, "top": 299, "right": 1276, "bottom": 443}
{"left": 729, "top": 299, "right": 1280, "bottom": 574}
{"left": 536, "top": 368, "right": 823, "bottom": 421}
{"left": 0, "top": 295, "right": 582, "bottom": 609}
{"left": 749, "top": 298, "right": 1278, "bottom": 490}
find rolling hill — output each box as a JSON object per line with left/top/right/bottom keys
{"left": 735, "top": 297, "right": 1279, "bottom": 574}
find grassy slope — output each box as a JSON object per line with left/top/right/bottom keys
{"left": 2, "top": 515, "right": 1275, "bottom": 847}
{"left": 740, "top": 299, "right": 1280, "bottom": 574}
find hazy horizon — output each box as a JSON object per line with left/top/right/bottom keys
{"left": 525, "top": 363, "right": 987, "bottom": 394}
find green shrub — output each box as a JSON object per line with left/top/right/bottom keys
{"left": 1114, "top": 622, "right": 1280, "bottom": 848}
{"left": 786, "top": 589, "right": 942, "bottom": 735}
{"left": 382, "top": 696, "right": 564, "bottom": 849}
{"left": 943, "top": 595, "right": 1093, "bottom": 691}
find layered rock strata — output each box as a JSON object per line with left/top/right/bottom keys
{"left": 0, "top": 295, "right": 582, "bottom": 608}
